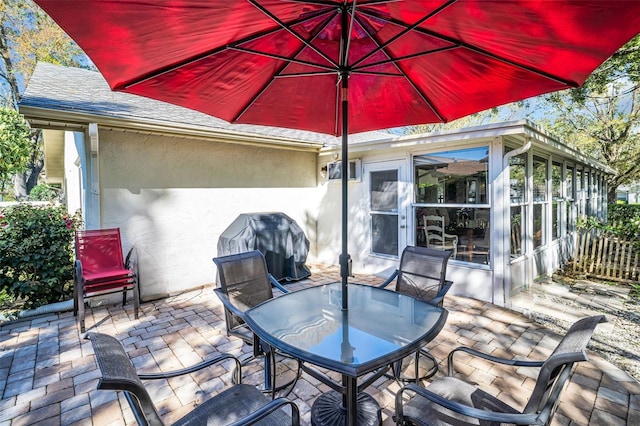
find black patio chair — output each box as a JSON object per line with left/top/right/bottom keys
{"left": 213, "top": 250, "right": 299, "bottom": 396}
{"left": 379, "top": 246, "right": 453, "bottom": 381}
{"left": 87, "top": 332, "right": 300, "bottom": 426}
{"left": 395, "top": 315, "right": 607, "bottom": 426}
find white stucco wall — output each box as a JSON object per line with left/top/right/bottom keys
{"left": 98, "top": 130, "right": 320, "bottom": 300}
{"left": 64, "top": 132, "right": 82, "bottom": 215}
{"left": 65, "top": 120, "right": 612, "bottom": 306}
{"left": 314, "top": 152, "right": 410, "bottom": 278}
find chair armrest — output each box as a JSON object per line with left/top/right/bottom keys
{"left": 138, "top": 353, "right": 242, "bottom": 384}
{"left": 445, "top": 233, "right": 459, "bottom": 244}
{"left": 377, "top": 269, "right": 398, "bottom": 288}
{"left": 228, "top": 397, "right": 300, "bottom": 426}
{"left": 214, "top": 288, "right": 247, "bottom": 319}
{"left": 396, "top": 384, "right": 539, "bottom": 425}
{"left": 75, "top": 259, "right": 83, "bottom": 280}
{"left": 448, "top": 346, "right": 543, "bottom": 376}
{"left": 268, "top": 274, "right": 289, "bottom": 293}
{"left": 124, "top": 246, "right": 135, "bottom": 270}
{"left": 430, "top": 279, "right": 453, "bottom": 306}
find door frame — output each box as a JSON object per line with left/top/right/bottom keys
{"left": 363, "top": 160, "right": 408, "bottom": 260}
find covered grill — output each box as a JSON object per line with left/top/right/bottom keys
{"left": 217, "top": 212, "right": 311, "bottom": 282}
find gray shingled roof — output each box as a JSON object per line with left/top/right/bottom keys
{"left": 19, "top": 62, "right": 391, "bottom": 146}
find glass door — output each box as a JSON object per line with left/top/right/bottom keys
{"left": 365, "top": 161, "right": 406, "bottom": 258}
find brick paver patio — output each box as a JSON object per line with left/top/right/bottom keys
{"left": 1, "top": 264, "right": 638, "bottom": 425}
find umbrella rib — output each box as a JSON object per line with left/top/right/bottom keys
{"left": 353, "top": 45, "right": 459, "bottom": 70}
{"left": 358, "top": 7, "right": 580, "bottom": 87}
{"left": 274, "top": 71, "right": 340, "bottom": 78}
{"left": 352, "top": 0, "right": 456, "bottom": 69}
{"left": 231, "top": 9, "right": 341, "bottom": 124}
{"left": 249, "top": 0, "right": 339, "bottom": 68}
{"left": 351, "top": 13, "right": 446, "bottom": 121}
{"left": 114, "top": 4, "right": 333, "bottom": 90}
{"left": 289, "top": 0, "right": 398, "bottom": 7}
{"left": 343, "top": 0, "right": 358, "bottom": 68}
{"left": 351, "top": 70, "right": 403, "bottom": 77}
{"left": 229, "top": 46, "right": 335, "bottom": 72}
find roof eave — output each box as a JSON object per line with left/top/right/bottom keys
{"left": 19, "top": 104, "right": 323, "bottom": 152}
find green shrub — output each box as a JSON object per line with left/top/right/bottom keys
{"left": 0, "top": 203, "right": 82, "bottom": 309}
{"left": 608, "top": 204, "right": 640, "bottom": 223}
{"left": 577, "top": 205, "right": 640, "bottom": 248}
{"left": 29, "top": 183, "right": 61, "bottom": 201}
{"left": 0, "top": 287, "right": 15, "bottom": 310}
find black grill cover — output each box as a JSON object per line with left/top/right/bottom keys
{"left": 217, "top": 212, "right": 311, "bottom": 282}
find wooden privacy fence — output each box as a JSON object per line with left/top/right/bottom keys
{"left": 573, "top": 229, "right": 640, "bottom": 283}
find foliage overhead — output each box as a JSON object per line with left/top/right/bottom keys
{"left": 402, "top": 35, "right": 640, "bottom": 205}
{"left": 539, "top": 35, "right": 640, "bottom": 201}
{"left": 1, "top": 0, "right": 87, "bottom": 107}
{"left": 401, "top": 103, "right": 527, "bottom": 136}
{"left": 0, "top": 107, "right": 30, "bottom": 191}
{"left": 1, "top": 0, "right": 90, "bottom": 199}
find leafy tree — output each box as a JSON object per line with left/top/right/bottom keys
{"left": 539, "top": 35, "right": 640, "bottom": 202}
{"left": 0, "top": 0, "right": 88, "bottom": 199}
{"left": 402, "top": 103, "right": 526, "bottom": 136}
{"left": 0, "top": 107, "right": 30, "bottom": 193}
{"left": 402, "top": 36, "right": 640, "bottom": 205}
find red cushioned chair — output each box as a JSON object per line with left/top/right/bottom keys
{"left": 74, "top": 228, "right": 139, "bottom": 332}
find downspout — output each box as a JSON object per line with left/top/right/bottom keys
{"left": 501, "top": 137, "right": 531, "bottom": 306}
{"left": 86, "top": 123, "right": 101, "bottom": 229}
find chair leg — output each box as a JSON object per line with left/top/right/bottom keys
{"left": 133, "top": 279, "right": 140, "bottom": 319}
{"left": 419, "top": 349, "right": 439, "bottom": 380}
{"left": 73, "top": 284, "right": 78, "bottom": 316}
{"left": 78, "top": 295, "right": 86, "bottom": 333}
{"left": 265, "top": 348, "right": 300, "bottom": 399}
{"left": 249, "top": 337, "right": 300, "bottom": 398}
{"left": 392, "top": 350, "right": 439, "bottom": 383}
{"left": 413, "top": 351, "right": 420, "bottom": 384}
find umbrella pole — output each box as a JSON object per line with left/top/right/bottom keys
{"left": 339, "top": 73, "right": 350, "bottom": 311}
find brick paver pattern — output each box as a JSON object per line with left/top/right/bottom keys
{"left": 1, "top": 264, "right": 638, "bottom": 425}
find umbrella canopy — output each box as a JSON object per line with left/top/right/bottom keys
{"left": 35, "top": 0, "right": 640, "bottom": 309}
{"left": 35, "top": 1, "right": 640, "bottom": 136}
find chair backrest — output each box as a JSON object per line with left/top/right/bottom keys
{"left": 75, "top": 228, "right": 125, "bottom": 275}
{"left": 88, "top": 332, "right": 164, "bottom": 426}
{"left": 394, "top": 246, "right": 451, "bottom": 306}
{"left": 213, "top": 251, "right": 275, "bottom": 336}
{"left": 423, "top": 215, "right": 450, "bottom": 249}
{"left": 523, "top": 315, "right": 606, "bottom": 422}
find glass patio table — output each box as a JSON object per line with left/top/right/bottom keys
{"left": 244, "top": 282, "right": 448, "bottom": 426}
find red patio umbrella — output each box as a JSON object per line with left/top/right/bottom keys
{"left": 34, "top": 0, "right": 640, "bottom": 310}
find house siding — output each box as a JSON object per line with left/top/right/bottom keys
{"left": 98, "top": 129, "right": 320, "bottom": 300}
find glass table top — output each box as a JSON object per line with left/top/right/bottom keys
{"left": 244, "top": 283, "right": 448, "bottom": 376}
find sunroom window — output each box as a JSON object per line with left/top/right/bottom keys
{"left": 509, "top": 153, "right": 526, "bottom": 258}
{"left": 532, "top": 155, "right": 547, "bottom": 249}
{"left": 413, "top": 146, "right": 490, "bottom": 265}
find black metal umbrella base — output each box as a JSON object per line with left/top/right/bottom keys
{"left": 311, "top": 391, "right": 381, "bottom": 426}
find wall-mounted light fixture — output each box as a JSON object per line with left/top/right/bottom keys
{"left": 320, "top": 164, "right": 328, "bottom": 178}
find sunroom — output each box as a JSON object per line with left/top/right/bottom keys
{"left": 319, "top": 120, "right": 612, "bottom": 306}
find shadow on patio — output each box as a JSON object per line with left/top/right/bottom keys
{"left": 0, "top": 264, "right": 638, "bottom": 425}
